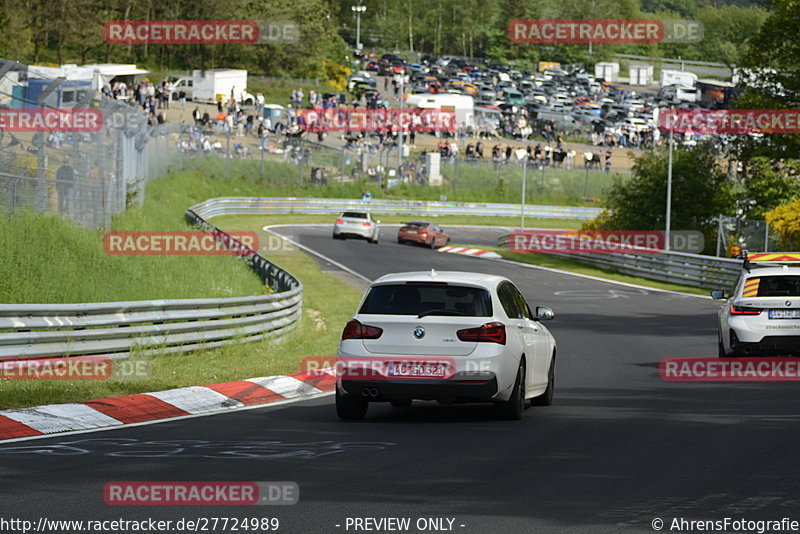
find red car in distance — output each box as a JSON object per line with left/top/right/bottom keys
{"left": 397, "top": 221, "right": 450, "bottom": 249}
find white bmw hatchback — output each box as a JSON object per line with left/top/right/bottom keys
{"left": 335, "top": 270, "right": 557, "bottom": 420}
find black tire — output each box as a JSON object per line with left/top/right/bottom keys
{"left": 390, "top": 399, "right": 412, "bottom": 408}
{"left": 497, "top": 361, "right": 525, "bottom": 420}
{"left": 531, "top": 353, "right": 555, "bottom": 406}
{"left": 718, "top": 333, "right": 731, "bottom": 358}
{"left": 336, "top": 389, "right": 368, "bottom": 420}
{"left": 429, "top": 238, "right": 437, "bottom": 249}
{"left": 398, "top": 238, "right": 405, "bottom": 245}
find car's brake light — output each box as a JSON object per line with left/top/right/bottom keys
{"left": 457, "top": 322, "right": 506, "bottom": 344}
{"left": 362, "top": 222, "right": 372, "bottom": 226}
{"left": 335, "top": 219, "right": 344, "bottom": 224}
{"left": 730, "top": 305, "right": 762, "bottom": 316}
{"left": 342, "top": 319, "right": 383, "bottom": 340}
{"left": 420, "top": 232, "right": 427, "bottom": 238}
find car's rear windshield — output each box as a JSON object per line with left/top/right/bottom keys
{"left": 404, "top": 222, "right": 428, "bottom": 228}
{"left": 341, "top": 212, "right": 368, "bottom": 219}
{"left": 748, "top": 276, "right": 800, "bottom": 297}
{"left": 359, "top": 284, "right": 492, "bottom": 317}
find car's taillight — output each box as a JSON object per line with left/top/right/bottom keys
{"left": 362, "top": 222, "right": 372, "bottom": 226}
{"left": 420, "top": 232, "right": 427, "bottom": 238}
{"left": 335, "top": 219, "right": 344, "bottom": 224}
{"left": 342, "top": 319, "right": 383, "bottom": 340}
{"left": 457, "top": 322, "right": 506, "bottom": 345}
{"left": 730, "top": 305, "right": 762, "bottom": 316}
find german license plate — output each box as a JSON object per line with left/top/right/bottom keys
{"left": 769, "top": 309, "right": 800, "bottom": 319}
{"left": 387, "top": 361, "right": 447, "bottom": 378}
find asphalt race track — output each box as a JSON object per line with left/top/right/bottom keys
{"left": 3, "top": 225, "right": 800, "bottom": 533}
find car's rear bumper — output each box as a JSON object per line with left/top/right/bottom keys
{"left": 339, "top": 373, "right": 498, "bottom": 402}
{"left": 334, "top": 226, "right": 373, "bottom": 239}
{"left": 730, "top": 330, "right": 800, "bottom": 356}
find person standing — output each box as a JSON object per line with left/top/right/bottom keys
{"left": 256, "top": 92, "right": 265, "bottom": 115}
{"left": 56, "top": 159, "right": 75, "bottom": 218}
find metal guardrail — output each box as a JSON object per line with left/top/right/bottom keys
{"left": 189, "top": 197, "right": 604, "bottom": 220}
{"left": 0, "top": 209, "right": 303, "bottom": 361}
{"left": 498, "top": 234, "right": 741, "bottom": 290}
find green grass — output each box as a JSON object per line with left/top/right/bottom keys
{"left": 0, "top": 244, "right": 361, "bottom": 410}
{"left": 0, "top": 213, "right": 265, "bottom": 303}
{"left": 186, "top": 156, "right": 615, "bottom": 208}
{"left": 441, "top": 162, "right": 623, "bottom": 205}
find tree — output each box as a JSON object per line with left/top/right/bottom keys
{"left": 765, "top": 198, "right": 800, "bottom": 250}
{"left": 594, "top": 142, "right": 734, "bottom": 233}
{"left": 734, "top": 0, "right": 800, "bottom": 159}
{"left": 740, "top": 157, "right": 800, "bottom": 218}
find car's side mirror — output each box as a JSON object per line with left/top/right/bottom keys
{"left": 535, "top": 306, "right": 555, "bottom": 321}
{"left": 710, "top": 290, "right": 726, "bottom": 299}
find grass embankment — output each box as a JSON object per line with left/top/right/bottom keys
{"left": 183, "top": 156, "right": 618, "bottom": 208}
{"left": 0, "top": 165, "right": 362, "bottom": 409}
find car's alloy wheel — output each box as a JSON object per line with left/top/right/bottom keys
{"left": 498, "top": 361, "right": 525, "bottom": 420}
{"left": 531, "top": 353, "right": 555, "bottom": 406}
{"left": 336, "top": 389, "right": 368, "bottom": 420}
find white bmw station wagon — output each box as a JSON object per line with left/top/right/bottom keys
{"left": 335, "top": 270, "right": 557, "bottom": 420}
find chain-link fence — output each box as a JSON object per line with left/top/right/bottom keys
{"left": 0, "top": 58, "right": 180, "bottom": 229}
{"left": 715, "top": 216, "right": 779, "bottom": 257}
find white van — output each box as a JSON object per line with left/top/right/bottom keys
{"left": 404, "top": 93, "right": 475, "bottom": 129}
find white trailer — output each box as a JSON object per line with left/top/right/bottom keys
{"left": 594, "top": 62, "right": 620, "bottom": 82}
{"left": 404, "top": 93, "right": 475, "bottom": 129}
{"left": 192, "top": 69, "right": 254, "bottom": 105}
{"left": 629, "top": 64, "right": 654, "bottom": 86}
{"left": 660, "top": 69, "right": 697, "bottom": 89}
